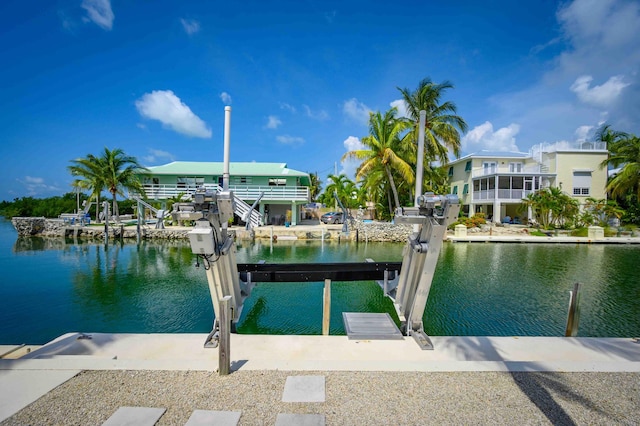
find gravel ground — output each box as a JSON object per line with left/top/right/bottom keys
{"left": 2, "top": 370, "right": 639, "bottom": 425}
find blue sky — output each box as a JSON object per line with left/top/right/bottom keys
{"left": 1, "top": 0, "right": 639, "bottom": 201}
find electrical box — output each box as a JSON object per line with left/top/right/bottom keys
{"left": 188, "top": 226, "right": 215, "bottom": 255}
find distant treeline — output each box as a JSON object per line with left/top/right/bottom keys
{"left": 0, "top": 193, "right": 136, "bottom": 219}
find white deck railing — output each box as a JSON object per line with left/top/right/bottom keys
{"left": 473, "top": 189, "right": 536, "bottom": 201}
{"left": 471, "top": 164, "right": 545, "bottom": 178}
{"left": 135, "top": 184, "right": 310, "bottom": 202}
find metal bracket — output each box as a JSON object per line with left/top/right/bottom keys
{"left": 204, "top": 319, "right": 220, "bottom": 348}
{"left": 409, "top": 327, "right": 434, "bottom": 350}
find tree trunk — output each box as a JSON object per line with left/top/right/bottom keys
{"left": 385, "top": 165, "right": 401, "bottom": 211}
{"left": 112, "top": 192, "right": 120, "bottom": 224}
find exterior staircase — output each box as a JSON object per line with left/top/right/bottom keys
{"left": 226, "top": 190, "right": 264, "bottom": 228}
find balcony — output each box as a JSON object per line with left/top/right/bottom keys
{"left": 473, "top": 189, "right": 536, "bottom": 201}
{"left": 471, "top": 164, "right": 546, "bottom": 178}
{"left": 134, "top": 184, "right": 310, "bottom": 202}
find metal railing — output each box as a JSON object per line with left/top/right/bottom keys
{"left": 135, "top": 184, "right": 309, "bottom": 202}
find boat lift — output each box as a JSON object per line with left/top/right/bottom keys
{"left": 186, "top": 185, "right": 459, "bottom": 349}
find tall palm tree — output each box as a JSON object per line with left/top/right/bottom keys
{"left": 397, "top": 78, "right": 468, "bottom": 164}
{"left": 68, "top": 153, "right": 106, "bottom": 222}
{"left": 342, "top": 108, "right": 412, "bottom": 211}
{"left": 322, "top": 174, "right": 352, "bottom": 208}
{"left": 69, "top": 148, "right": 148, "bottom": 223}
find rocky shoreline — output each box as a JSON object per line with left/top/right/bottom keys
{"left": 10, "top": 216, "right": 539, "bottom": 243}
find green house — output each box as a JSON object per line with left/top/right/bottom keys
{"left": 136, "top": 161, "right": 311, "bottom": 226}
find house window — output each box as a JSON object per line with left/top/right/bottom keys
{"left": 234, "top": 176, "right": 251, "bottom": 184}
{"left": 448, "top": 166, "right": 453, "bottom": 176}
{"left": 464, "top": 161, "right": 472, "bottom": 172}
{"left": 483, "top": 162, "right": 496, "bottom": 174}
{"left": 509, "top": 162, "right": 523, "bottom": 173}
{"left": 268, "top": 178, "right": 287, "bottom": 186}
{"left": 452, "top": 185, "right": 458, "bottom": 194}
{"left": 463, "top": 184, "right": 469, "bottom": 194}
{"left": 572, "top": 171, "right": 591, "bottom": 196}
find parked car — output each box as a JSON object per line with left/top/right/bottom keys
{"left": 320, "top": 211, "right": 344, "bottom": 224}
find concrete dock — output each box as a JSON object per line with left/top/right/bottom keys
{"left": 1, "top": 333, "right": 639, "bottom": 424}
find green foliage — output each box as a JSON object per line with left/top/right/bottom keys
{"left": 0, "top": 192, "right": 88, "bottom": 218}
{"left": 450, "top": 213, "right": 486, "bottom": 229}
{"left": 520, "top": 187, "right": 579, "bottom": 229}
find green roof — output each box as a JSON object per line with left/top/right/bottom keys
{"left": 145, "top": 162, "right": 310, "bottom": 185}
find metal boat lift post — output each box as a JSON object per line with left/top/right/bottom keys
{"left": 390, "top": 193, "right": 460, "bottom": 349}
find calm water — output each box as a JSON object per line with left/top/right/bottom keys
{"left": 0, "top": 219, "right": 638, "bottom": 344}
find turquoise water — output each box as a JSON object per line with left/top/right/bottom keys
{"left": 1, "top": 219, "right": 639, "bottom": 344}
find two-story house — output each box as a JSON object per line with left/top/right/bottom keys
{"left": 136, "top": 161, "right": 311, "bottom": 226}
{"left": 447, "top": 141, "right": 608, "bottom": 223}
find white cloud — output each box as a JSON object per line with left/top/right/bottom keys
{"left": 180, "top": 18, "right": 200, "bottom": 35}
{"left": 340, "top": 136, "right": 365, "bottom": 179}
{"left": 81, "top": 0, "right": 114, "bottom": 30}
{"left": 389, "top": 99, "right": 409, "bottom": 119}
{"left": 462, "top": 121, "right": 521, "bottom": 152}
{"left": 570, "top": 75, "right": 630, "bottom": 107}
{"left": 303, "top": 105, "right": 329, "bottom": 121}
{"left": 265, "top": 115, "right": 282, "bottom": 129}
{"left": 484, "top": 0, "right": 640, "bottom": 151}
{"left": 574, "top": 125, "right": 593, "bottom": 142}
{"left": 279, "top": 102, "right": 297, "bottom": 113}
{"left": 342, "top": 98, "right": 371, "bottom": 125}
{"left": 135, "top": 90, "right": 212, "bottom": 138}
{"left": 18, "top": 176, "right": 60, "bottom": 196}
{"left": 143, "top": 149, "right": 176, "bottom": 164}
{"left": 220, "top": 92, "right": 232, "bottom": 105}
{"left": 276, "top": 135, "right": 305, "bottom": 145}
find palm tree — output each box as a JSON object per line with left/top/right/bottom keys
{"left": 321, "top": 174, "right": 352, "bottom": 208}
{"left": 69, "top": 148, "right": 148, "bottom": 223}
{"left": 342, "top": 108, "right": 412, "bottom": 211}
{"left": 308, "top": 172, "right": 322, "bottom": 202}
{"left": 68, "top": 153, "right": 106, "bottom": 222}
{"left": 397, "top": 78, "right": 468, "bottom": 164}
{"left": 600, "top": 131, "right": 640, "bottom": 199}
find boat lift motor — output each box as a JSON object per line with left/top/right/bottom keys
{"left": 390, "top": 193, "right": 460, "bottom": 349}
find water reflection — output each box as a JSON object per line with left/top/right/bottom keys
{"left": 2, "top": 221, "right": 639, "bottom": 344}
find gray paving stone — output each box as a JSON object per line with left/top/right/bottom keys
{"left": 102, "top": 406, "right": 166, "bottom": 426}
{"left": 282, "top": 375, "right": 325, "bottom": 403}
{"left": 184, "top": 409, "right": 242, "bottom": 425}
{"left": 275, "top": 413, "right": 326, "bottom": 426}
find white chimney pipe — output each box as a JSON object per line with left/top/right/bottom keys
{"left": 223, "top": 106, "right": 231, "bottom": 191}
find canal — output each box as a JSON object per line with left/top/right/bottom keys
{"left": 0, "top": 219, "right": 638, "bottom": 344}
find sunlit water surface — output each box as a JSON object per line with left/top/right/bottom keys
{"left": 0, "top": 219, "right": 638, "bottom": 344}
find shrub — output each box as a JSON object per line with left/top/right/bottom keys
{"left": 449, "top": 213, "right": 487, "bottom": 229}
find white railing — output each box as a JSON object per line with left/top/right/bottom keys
{"left": 471, "top": 164, "right": 544, "bottom": 178}
{"left": 135, "top": 184, "right": 309, "bottom": 202}
{"left": 473, "top": 189, "right": 536, "bottom": 201}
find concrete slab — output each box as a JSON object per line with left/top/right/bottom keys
{"left": 184, "top": 409, "right": 242, "bottom": 426}
{"left": 3, "top": 333, "right": 639, "bottom": 373}
{"left": 102, "top": 406, "right": 166, "bottom": 426}
{"left": 275, "top": 413, "right": 326, "bottom": 426}
{"left": 0, "top": 369, "right": 79, "bottom": 423}
{"left": 282, "top": 376, "right": 325, "bottom": 403}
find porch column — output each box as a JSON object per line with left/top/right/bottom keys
{"left": 291, "top": 202, "right": 298, "bottom": 226}
{"left": 493, "top": 200, "right": 501, "bottom": 223}
{"left": 259, "top": 203, "right": 266, "bottom": 225}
